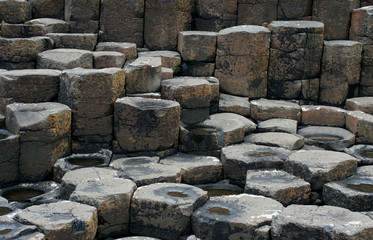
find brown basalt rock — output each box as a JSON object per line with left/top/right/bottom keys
{"left": 99, "top": 0, "right": 144, "bottom": 46}
{"left": 0, "top": 129, "right": 19, "bottom": 187}
{"left": 46, "top": 33, "right": 97, "bottom": 51}
{"left": 0, "top": 0, "right": 32, "bottom": 24}
{"left": 181, "top": 62, "right": 215, "bottom": 77}
{"left": 346, "top": 97, "right": 373, "bottom": 115}
{"left": 138, "top": 51, "right": 181, "bottom": 73}
{"left": 215, "top": 25, "right": 270, "bottom": 97}
{"left": 93, "top": 51, "right": 125, "bottom": 69}
{"left": 28, "top": 0, "right": 64, "bottom": 19}
{"left": 218, "top": 93, "right": 250, "bottom": 117}
{"left": 301, "top": 105, "right": 347, "bottom": 127}
{"left": 178, "top": 31, "right": 217, "bottom": 62}
{"left": 96, "top": 42, "right": 137, "bottom": 60}
{"left": 37, "top": 48, "right": 93, "bottom": 70}
{"left": 237, "top": 0, "right": 277, "bottom": 26}
{"left": 196, "top": 0, "right": 237, "bottom": 31}
{"left": 250, "top": 99, "right": 301, "bottom": 122}
{"left": 64, "top": 0, "right": 100, "bottom": 33}
{"left": 346, "top": 110, "right": 373, "bottom": 144}
{"left": 277, "top": 0, "right": 312, "bottom": 20}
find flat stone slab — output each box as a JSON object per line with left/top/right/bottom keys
{"left": 192, "top": 194, "right": 283, "bottom": 240}
{"left": 218, "top": 93, "right": 250, "bottom": 117}
{"left": 53, "top": 149, "right": 112, "bottom": 183}
{"left": 346, "top": 97, "right": 373, "bottom": 115}
{"left": 244, "top": 170, "right": 311, "bottom": 206}
{"left": 70, "top": 178, "right": 137, "bottom": 238}
{"left": 301, "top": 105, "right": 347, "bottom": 127}
{"left": 272, "top": 205, "right": 373, "bottom": 240}
{"left": 96, "top": 42, "right": 137, "bottom": 60}
{"left": 245, "top": 132, "right": 304, "bottom": 150}
{"left": 284, "top": 150, "right": 358, "bottom": 190}
{"left": 258, "top": 118, "right": 298, "bottom": 134}
{"left": 221, "top": 143, "right": 292, "bottom": 185}
{"left": 46, "top": 33, "right": 97, "bottom": 51}
{"left": 60, "top": 167, "right": 119, "bottom": 199}
{"left": 37, "top": 48, "right": 93, "bottom": 70}
{"left": 131, "top": 183, "right": 208, "bottom": 240}
{"left": 346, "top": 145, "right": 373, "bottom": 165}
{"left": 298, "top": 126, "right": 355, "bottom": 151}
{"left": 250, "top": 99, "right": 301, "bottom": 122}
{"left": 15, "top": 201, "right": 98, "bottom": 239}
{"left": 160, "top": 153, "right": 222, "bottom": 184}
{"left": 25, "top": 18, "right": 70, "bottom": 34}
{"left": 110, "top": 156, "right": 182, "bottom": 187}
{"left": 93, "top": 51, "right": 125, "bottom": 69}
{"left": 138, "top": 51, "right": 181, "bottom": 73}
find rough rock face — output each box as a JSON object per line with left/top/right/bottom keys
{"left": 144, "top": 0, "right": 194, "bottom": 50}
{"left": 319, "top": 41, "right": 362, "bottom": 106}
{"left": 28, "top": 0, "right": 65, "bottom": 19}
{"left": 215, "top": 25, "right": 270, "bottom": 98}
{"left": 346, "top": 110, "right": 373, "bottom": 144}
{"left": 46, "top": 33, "right": 98, "bottom": 51}
{"left": 37, "top": 48, "right": 93, "bottom": 70}
{"left": 271, "top": 205, "right": 373, "bottom": 240}
{"left": 0, "top": 0, "right": 32, "bottom": 23}
{"left": 192, "top": 194, "right": 284, "bottom": 240}
{"left": 0, "top": 129, "right": 19, "bottom": 186}
{"left": 99, "top": 0, "right": 144, "bottom": 46}
{"left": 178, "top": 31, "right": 217, "bottom": 62}
{"left": 346, "top": 97, "right": 373, "bottom": 115}
{"left": 114, "top": 97, "right": 180, "bottom": 154}
{"left": 96, "top": 42, "right": 138, "bottom": 60}
{"left": 250, "top": 99, "right": 301, "bottom": 122}
{"left": 6, "top": 102, "right": 71, "bottom": 182}
{"left": 277, "top": 0, "right": 312, "bottom": 20}
{"left": 237, "top": 0, "right": 277, "bottom": 26}
{"left": 301, "top": 105, "right": 347, "bottom": 127}
{"left": 64, "top": 0, "right": 100, "bottom": 33}
{"left": 15, "top": 201, "right": 98, "bottom": 239}
{"left": 312, "top": 0, "right": 360, "bottom": 40}
{"left": 59, "top": 68, "right": 125, "bottom": 153}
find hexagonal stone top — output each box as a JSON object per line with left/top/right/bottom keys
{"left": 219, "top": 25, "right": 271, "bottom": 35}
{"left": 37, "top": 48, "right": 93, "bottom": 70}
{"left": 245, "top": 132, "right": 304, "bottom": 150}
{"left": 272, "top": 205, "right": 373, "bottom": 240}
{"left": 346, "top": 97, "right": 373, "bottom": 115}
{"left": 269, "top": 21, "right": 325, "bottom": 33}
{"left": 250, "top": 99, "right": 301, "bottom": 122}
{"left": 284, "top": 150, "right": 358, "bottom": 190}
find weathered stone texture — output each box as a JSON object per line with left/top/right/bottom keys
{"left": 250, "top": 99, "right": 301, "bottom": 122}
{"left": 346, "top": 110, "right": 373, "bottom": 144}
{"left": 46, "top": 33, "right": 97, "bottom": 51}
{"left": 178, "top": 31, "right": 217, "bottom": 62}
{"left": 28, "top": 0, "right": 65, "bottom": 19}
{"left": 215, "top": 25, "right": 270, "bottom": 97}
{"left": 37, "top": 48, "right": 93, "bottom": 70}
{"left": 99, "top": 0, "right": 144, "bottom": 46}
{"left": 96, "top": 42, "right": 137, "bottom": 60}
{"left": 0, "top": 130, "right": 19, "bottom": 186}
{"left": 196, "top": 0, "right": 237, "bottom": 31}
{"left": 346, "top": 97, "right": 373, "bottom": 115}
{"left": 64, "top": 0, "right": 100, "bottom": 32}
{"left": 0, "top": 0, "right": 32, "bottom": 23}
{"left": 93, "top": 51, "right": 126, "bottom": 69}
{"left": 237, "top": 0, "right": 277, "bottom": 26}
{"left": 301, "top": 105, "right": 347, "bottom": 127}
{"left": 278, "top": 0, "right": 313, "bottom": 20}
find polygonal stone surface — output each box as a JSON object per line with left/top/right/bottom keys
{"left": 0, "top": 0, "right": 32, "bottom": 23}
{"left": 70, "top": 178, "right": 136, "bottom": 238}
{"left": 37, "top": 48, "right": 93, "bottom": 70}
{"left": 15, "top": 201, "right": 97, "bottom": 240}
{"left": 138, "top": 51, "right": 181, "bottom": 73}
{"left": 124, "top": 57, "right": 162, "bottom": 94}
{"left": 46, "top": 33, "right": 97, "bottom": 51}
{"left": 301, "top": 105, "right": 347, "bottom": 127}
{"left": 180, "top": 113, "right": 256, "bottom": 154}
{"left": 284, "top": 150, "right": 358, "bottom": 190}
{"left": 218, "top": 93, "right": 250, "bottom": 117}
{"left": 298, "top": 126, "right": 355, "bottom": 151}
{"left": 110, "top": 156, "right": 182, "bottom": 186}
{"left": 0, "top": 69, "right": 60, "bottom": 113}
{"left": 114, "top": 97, "right": 180, "bottom": 153}
{"left": 258, "top": 118, "right": 298, "bottom": 134}
{"left": 346, "top": 110, "right": 373, "bottom": 144}
{"left": 160, "top": 153, "right": 222, "bottom": 184}
{"left": 196, "top": 0, "right": 237, "bottom": 31}
{"left": 245, "top": 170, "right": 311, "bottom": 206}
{"left": 346, "top": 97, "right": 373, "bottom": 115}
{"left": 215, "top": 25, "right": 270, "bottom": 98}
{"left": 60, "top": 167, "right": 119, "bottom": 199}
{"left": 130, "top": 183, "right": 208, "bottom": 240}
{"left": 251, "top": 99, "right": 301, "bottom": 122}
{"left": 192, "top": 194, "right": 283, "bottom": 240}
{"left": 25, "top": 18, "right": 70, "bottom": 33}
{"left": 96, "top": 42, "right": 137, "bottom": 60}
{"left": 245, "top": 132, "right": 304, "bottom": 150}
{"left": 271, "top": 205, "right": 373, "bottom": 240}
{"left": 178, "top": 31, "right": 217, "bottom": 62}
{"left": 221, "top": 143, "right": 291, "bottom": 185}
{"left": 6, "top": 102, "right": 71, "bottom": 182}
{"left": 346, "top": 145, "right": 373, "bottom": 165}
{"left": 53, "top": 149, "right": 112, "bottom": 183}
{"left": 0, "top": 37, "right": 53, "bottom": 63}
{"left": 93, "top": 51, "right": 125, "bottom": 69}
{"left": 0, "top": 129, "right": 19, "bottom": 186}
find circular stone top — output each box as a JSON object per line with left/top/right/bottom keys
{"left": 219, "top": 25, "right": 271, "bottom": 35}
{"left": 193, "top": 194, "right": 283, "bottom": 225}
{"left": 346, "top": 145, "right": 373, "bottom": 165}
{"left": 202, "top": 113, "right": 256, "bottom": 134}
{"left": 133, "top": 183, "right": 207, "bottom": 205}
{"left": 62, "top": 167, "right": 119, "bottom": 187}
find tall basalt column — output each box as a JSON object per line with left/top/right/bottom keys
{"left": 268, "top": 21, "right": 324, "bottom": 99}
{"left": 144, "top": 0, "right": 195, "bottom": 50}
{"left": 215, "top": 25, "right": 270, "bottom": 98}
{"left": 237, "top": 0, "right": 277, "bottom": 26}
{"left": 312, "top": 0, "right": 360, "bottom": 40}
{"left": 319, "top": 41, "right": 362, "bottom": 106}
{"left": 5, "top": 102, "right": 71, "bottom": 182}
{"left": 64, "top": 0, "right": 100, "bottom": 33}
{"left": 99, "top": 0, "right": 144, "bottom": 46}
{"left": 59, "top": 68, "right": 125, "bottom": 153}
{"left": 277, "top": 0, "right": 312, "bottom": 20}
{"left": 350, "top": 6, "right": 373, "bottom": 96}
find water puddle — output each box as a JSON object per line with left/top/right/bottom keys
{"left": 208, "top": 206, "right": 231, "bottom": 215}
{"left": 346, "top": 183, "right": 373, "bottom": 193}
{"left": 167, "top": 191, "right": 189, "bottom": 198}
{"left": 3, "top": 188, "right": 45, "bottom": 202}
{"left": 186, "top": 125, "right": 219, "bottom": 135}
{"left": 68, "top": 157, "right": 104, "bottom": 167}
{"left": 0, "top": 207, "right": 12, "bottom": 216}
{"left": 308, "top": 135, "right": 342, "bottom": 142}
{"left": 248, "top": 152, "right": 277, "bottom": 158}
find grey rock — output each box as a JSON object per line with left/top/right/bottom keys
{"left": 196, "top": 180, "right": 243, "bottom": 198}
{"left": 138, "top": 51, "right": 181, "bottom": 73}
{"left": 25, "top": 18, "right": 70, "bottom": 33}
{"left": 258, "top": 118, "right": 298, "bottom": 134}
{"left": 250, "top": 99, "right": 301, "bottom": 122}
{"left": 28, "top": 0, "right": 64, "bottom": 19}
{"left": 0, "top": 216, "right": 39, "bottom": 240}
{"left": 346, "top": 97, "right": 373, "bottom": 115}
{"left": 346, "top": 144, "right": 373, "bottom": 165}
{"left": 96, "top": 42, "right": 137, "bottom": 60}
{"left": 37, "top": 48, "right": 93, "bottom": 70}
{"left": 0, "top": 0, "right": 32, "bottom": 23}
{"left": 64, "top": 0, "right": 100, "bottom": 33}
{"left": 245, "top": 132, "right": 304, "bottom": 150}
{"left": 0, "top": 129, "right": 19, "bottom": 186}
{"left": 237, "top": 0, "right": 277, "bottom": 26}
{"left": 196, "top": 0, "right": 237, "bottom": 31}
{"left": 301, "top": 105, "right": 347, "bottom": 127}
{"left": 218, "top": 93, "right": 250, "bottom": 117}
{"left": 178, "top": 31, "right": 217, "bottom": 62}
{"left": 93, "top": 51, "right": 125, "bottom": 69}
{"left": 346, "top": 110, "right": 373, "bottom": 144}
{"left": 181, "top": 62, "right": 215, "bottom": 77}
{"left": 46, "top": 33, "right": 97, "bottom": 51}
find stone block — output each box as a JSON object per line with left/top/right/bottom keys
{"left": 0, "top": 129, "right": 19, "bottom": 187}
{"left": 96, "top": 42, "right": 137, "bottom": 60}
{"left": 178, "top": 31, "right": 217, "bottom": 62}
{"left": 250, "top": 99, "right": 301, "bottom": 122}
{"left": 346, "top": 97, "right": 373, "bottom": 115}
{"left": 64, "top": 0, "right": 100, "bottom": 33}
{"left": 196, "top": 0, "right": 237, "bottom": 31}
{"left": 181, "top": 62, "right": 215, "bottom": 77}
{"left": 37, "top": 48, "right": 93, "bottom": 70}
{"left": 28, "top": 0, "right": 64, "bottom": 19}
{"left": 301, "top": 105, "right": 347, "bottom": 127}
{"left": 46, "top": 33, "right": 97, "bottom": 51}
{"left": 93, "top": 51, "right": 126, "bottom": 69}
{"left": 267, "top": 80, "right": 302, "bottom": 99}
{"left": 237, "top": 0, "right": 277, "bottom": 26}
{"left": 138, "top": 51, "right": 181, "bottom": 73}
{"left": 0, "top": 0, "right": 31, "bottom": 23}
{"left": 114, "top": 97, "right": 180, "bottom": 153}
{"left": 161, "top": 67, "right": 173, "bottom": 80}
{"left": 278, "top": 0, "right": 312, "bottom": 20}
{"left": 218, "top": 93, "right": 250, "bottom": 117}
{"left": 258, "top": 118, "right": 298, "bottom": 134}
{"left": 215, "top": 25, "right": 270, "bottom": 97}
{"left": 346, "top": 110, "right": 373, "bottom": 144}
{"left": 245, "top": 132, "right": 304, "bottom": 150}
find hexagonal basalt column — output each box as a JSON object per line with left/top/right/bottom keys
{"left": 284, "top": 150, "right": 358, "bottom": 190}
{"left": 215, "top": 25, "right": 270, "bottom": 98}
{"left": 250, "top": 99, "right": 301, "bottom": 122}
{"left": 346, "top": 145, "right": 373, "bottom": 165}
{"left": 114, "top": 97, "right": 180, "bottom": 154}
{"left": 178, "top": 31, "right": 217, "bottom": 62}
{"left": 346, "top": 110, "right": 373, "bottom": 144}
{"left": 96, "top": 42, "right": 138, "bottom": 60}
{"left": 37, "top": 48, "right": 93, "bottom": 70}
{"left": 6, "top": 102, "right": 71, "bottom": 182}
{"left": 346, "top": 97, "right": 373, "bottom": 115}
{"left": 237, "top": 0, "right": 277, "bottom": 26}
{"left": 301, "top": 105, "right": 347, "bottom": 127}
{"left": 0, "top": 0, "right": 32, "bottom": 23}
{"left": 15, "top": 201, "right": 98, "bottom": 239}
{"left": 64, "top": 0, "right": 100, "bottom": 33}
{"left": 130, "top": 183, "right": 208, "bottom": 240}
{"left": 70, "top": 178, "right": 136, "bottom": 238}
{"left": 59, "top": 68, "right": 125, "bottom": 153}
{"left": 192, "top": 194, "right": 283, "bottom": 240}
{"left": 245, "top": 132, "right": 304, "bottom": 150}
{"left": 0, "top": 129, "right": 19, "bottom": 187}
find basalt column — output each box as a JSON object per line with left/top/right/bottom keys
{"left": 64, "top": 0, "right": 100, "bottom": 33}
{"left": 99, "top": 0, "right": 144, "bottom": 46}
{"left": 237, "top": 0, "right": 277, "bottom": 26}
{"left": 59, "top": 68, "right": 125, "bottom": 153}
{"left": 144, "top": 0, "right": 195, "bottom": 50}
{"left": 268, "top": 21, "right": 324, "bottom": 101}
{"left": 215, "top": 25, "right": 270, "bottom": 98}
{"left": 350, "top": 6, "right": 373, "bottom": 96}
